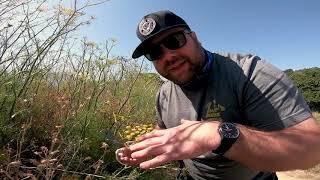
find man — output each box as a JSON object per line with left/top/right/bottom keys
{"left": 115, "top": 10, "right": 320, "bottom": 179}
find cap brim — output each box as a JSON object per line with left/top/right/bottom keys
{"left": 132, "top": 42, "right": 146, "bottom": 59}
{"left": 132, "top": 32, "right": 158, "bottom": 59}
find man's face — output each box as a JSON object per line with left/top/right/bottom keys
{"left": 144, "top": 28, "right": 205, "bottom": 84}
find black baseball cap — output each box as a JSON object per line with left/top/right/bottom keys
{"left": 132, "top": 10, "right": 190, "bottom": 59}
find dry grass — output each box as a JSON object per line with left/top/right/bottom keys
{"left": 314, "top": 112, "right": 320, "bottom": 122}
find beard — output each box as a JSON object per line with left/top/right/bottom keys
{"left": 160, "top": 55, "right": 203, "bottom": 85}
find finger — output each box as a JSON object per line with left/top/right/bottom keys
{"left": 131, "top": 144, "right": 164, "bottom": 159}
{"left": 179, "top": 119, "right": 201, "bottom": 130}
{"left": 130, "top": 137, "right": 162, "bottom": 152}
{"left": 138, "top": 129, "right": 164, "bottom": 141}
{"left": 115, "top": 148, "right": 124, "bottom": 157}
{"left": 121, "top": 147, "right": 133, "bottom": 156}
{"left": 115, "top": 148, "right": 131, "bottom": 165}
{"left": 115, "top": 148, "right": 143, "bottom": 166}
{"left": 139, "top": 154, "right": 171, "bottom": 169}
{"left": 121, "top": 159, "right": 139, "bottom": 166}
{"left": 180, "top": 119, "right": 188, "bottom": 124}
{"left": 116, "top": 147, "right": 131, "bottom": 157}
{"left": 120, "top": 153, "right": 150, "bottom": 166}
{"left": 180, "top": 119, "right": 198, "bottom": 125}
{"left": 124, "top": 141, "right": 135, "bottom": 147}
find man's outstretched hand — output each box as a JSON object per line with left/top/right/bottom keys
{"left": 129, "top": 120, "right": 221, "bottom": 169}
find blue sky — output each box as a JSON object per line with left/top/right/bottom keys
{"left": 80, "top": 0, "right": 320, "bottom": 70}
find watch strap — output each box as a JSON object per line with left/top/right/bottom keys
{"left": 212, "top": 136, "right": 237, "bottom": 155}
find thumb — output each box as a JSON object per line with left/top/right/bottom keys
{"left": 180, "top": 119, "right": 191, "bottom": 124}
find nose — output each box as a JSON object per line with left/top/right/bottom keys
{"left": 158, "top": 46, "right": 177, "bottom": 65}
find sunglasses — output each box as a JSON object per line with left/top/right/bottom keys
{"left": 144, "top": 30, "right": 191, "bottom": 61}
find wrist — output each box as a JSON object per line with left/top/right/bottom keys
{"left": 203, "top": 121, "right": 222, "bottom": 152}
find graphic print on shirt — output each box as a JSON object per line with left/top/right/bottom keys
{"left": 203, "top": 100, "right": 226, "bottom": 120}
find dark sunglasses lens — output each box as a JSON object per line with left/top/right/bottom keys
{"left": 144, "top": 31, "right": 187, "bottom": 61}
{"left": 145, "top": 46, "right": 162, "bottom": 61}
{"left": 163, "top": 33, "right": 186, "bottom": 50}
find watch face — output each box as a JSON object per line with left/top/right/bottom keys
{"left": 220, "top": 122, "right": 240, "bottom": 138}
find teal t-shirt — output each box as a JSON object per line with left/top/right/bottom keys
{"left": 155, "top": 52, "right": 312, "bottom": 180}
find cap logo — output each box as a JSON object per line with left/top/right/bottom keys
{"left": 139, "top": 17, "right": 156, "bottom": 36}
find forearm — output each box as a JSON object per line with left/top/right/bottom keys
{"left": 224, "top": 118, "right": 320, "bottom": 171}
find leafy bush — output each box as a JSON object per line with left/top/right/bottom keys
{"left": 285, "top": 68, "right": 320, "bottom": 111}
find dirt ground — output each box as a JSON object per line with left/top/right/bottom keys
{"left": 277, "top": 170, "right": 320, "bottom": 180}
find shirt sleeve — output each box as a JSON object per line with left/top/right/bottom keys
{"left": 239, "top": 55, "right": 312, "bottom": 130}
{"left": 155, "top": 89, "right": 167, "bottom": 129}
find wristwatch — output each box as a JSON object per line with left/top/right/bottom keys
{"left": 212, "top": 122, "right": 240, "bottom": 155}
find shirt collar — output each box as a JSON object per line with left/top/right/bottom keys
{"left": 201, "top": 49, "right": 214, "bottom": 74}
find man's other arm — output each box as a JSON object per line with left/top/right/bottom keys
{"left": 225, "top": 117, "right": 320, "bottom": 171}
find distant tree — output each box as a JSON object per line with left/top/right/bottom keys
{"left": 284, "top": 69, "right": 294, "bottom": 75}
{"left": 285, "top": 67, "right": 320, "bottom": 111}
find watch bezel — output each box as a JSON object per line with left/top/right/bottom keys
{"left": 218, "top": 122, "right": 240, "bottom": 139}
